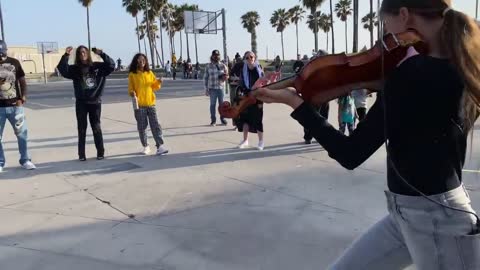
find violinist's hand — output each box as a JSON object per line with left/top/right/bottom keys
{"left": 253, "top": 87, "right": 304, "bottom": 109}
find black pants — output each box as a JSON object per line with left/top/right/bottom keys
{"left": 76, "top": 101, "right": 104, "bottom": 158}
{"left": 304, "top": 102, "right": 330, "bottom": 142}
{"left": 357, "top": 107, "right": 367, "bottom": 122}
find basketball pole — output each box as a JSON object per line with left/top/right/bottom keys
{"left": 41, "top": 44, "right": 47, "bottom": 84}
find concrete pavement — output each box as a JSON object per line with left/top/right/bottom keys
{"left": 0, "top": 79, "right": 479, "bottom": 269}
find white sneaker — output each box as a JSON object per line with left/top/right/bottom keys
{"left": 238, "top": 140, "right": 249, "bottom": 149}
{"left": 21, "top": 161, "right": 36, "bottom": 170}
{"left": 156, "top": 145, "right": 169, "bottom": 155}
{"left": 142, "top": 146, "right": 151, "bottom": 155}
{"left": 0, "top": 166, "right": 3, "bottom": 173}
{"left": 257, "top": 141, "right": 265, "bottom": 151}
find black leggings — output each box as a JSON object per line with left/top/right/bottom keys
{"left": 76, "top": 101, "right": 104, "bottom": 158}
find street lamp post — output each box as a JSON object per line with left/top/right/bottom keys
{"left": 0, "top": 0, "right": 5, "bottom": 41}
{"left": 476, "top": 0, "right": 479, "bottom": 19}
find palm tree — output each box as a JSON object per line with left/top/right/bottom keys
{"left": 319, "top": 13, "right": 332, "bottom": 51}
{"left": 288, "top": 5, "right": 306, "bottom": 58}
{"left": 78, "top": 0, "right": 93, "bottom": 50}
{"left": 335, "top": 0, "right": 353, "bottom": 53}
{"left": 122, "top": 0, "right": 142, "bottom": 53}
{"left": 329, "top": 0, "right": 335, "bottom": 53}
{"left": 161, "top": 3, "right": 176, "bottom": 60}
{"left": 307, "top": 11, "right": 321, "bottom": 48}
{"left": 301, "top": 0, "right": 326, "bottom": 52}
{"left": 136, "top": 23, "right": 148, "bottom": 56}
{"left": 352, "top": 0, "right": 359, "bottom": 53}
{"left": 149, "top": 0, "right": 167, "bottom": 66}
{"left": 270, "top": 9, "right": 291, "bottom": 61}
{"left": 362, "top": 12, "right": 378, "bottom": 48}
{"left": 241, "top": 11, "right": 261, "bottom": 55}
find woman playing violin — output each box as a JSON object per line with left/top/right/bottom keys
{"left": 255, "top": 0, "right": 480, "bottom": 269}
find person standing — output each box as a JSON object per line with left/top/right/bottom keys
{"left": 235, "top": 51, "right": 265, "bottom": 150}
{"left": 165, "top": 61, "right": 171, "bottom": 77}
{"left": 204, "top": 49, "right": 229, "bottom": 126}
{"left": 254, "top": 0, "right": 480, "bottom": 268}
{"left": 57, "top": 46, "right": 115, "bottom": 161}
{"left": 128, "top": 53, "right": 168, "bottom": 156}
{"left": 0, "top": 40, "right": 36, "bottom": 172}
{"left": 352, "top": 89, "right": 369, "bottom": 122}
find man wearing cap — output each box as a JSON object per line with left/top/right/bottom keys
{"left": 204, "top": 49, "right": 229, "bottom": 126}
{"left": 0, "top": 40, "right": 36, "bottom": 172}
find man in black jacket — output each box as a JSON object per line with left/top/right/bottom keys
{"left": 57, "top": 46, "right": 115, "bottom": 161}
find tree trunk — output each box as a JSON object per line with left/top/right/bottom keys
{"left": 144, "top": 6, "right": 155, "bottom": 69}
{"left": 295, "top": 23, "right": 299, "bottom": 57}
{"left": 159, "top": 16, "right": 165, "bottom": 66}
{"left": 344, "top": 21, "right": 348, "bottom": 53}
{"left": 251, "top": 29, "right": 257, "bottom": 55}
{"left": 353, "top": 0, "right": 359, "bottom": 53}
{"left": 369, "top": 0, "right": 374, "bottom": 47}
{"left": 179, "top": 32, "right": 183, "bottom": 59}
{"left": 194, "top": 33, "right": 199, "bottom": 63}
{"left": 87, "top": 6, "right": 91, "bottom": 50}
{"left": 186, "top": 30, "right": 190, "bottom": 61}
{"left": 326, "top": 31, "right": 329, "bottom": 52}
{"left": 329, "top": 0, "right": 335, "bottom": 54}
{"left": 135, "top": 16, "right": 141, "bottom": 52}
{"left": 281, "top": 31, "right": 285, "bottom": 61}
{"left": 313, "top": 9, "right": 318, "bottom": 53}
{"left": 143, "top": 34, "right": 148, "bottom": 56}
{"left": 377, "top": 0, "right": 381, "bottom": 39}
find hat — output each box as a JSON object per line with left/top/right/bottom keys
{"left": 0, "top": 40, "right": 7, "bottom": 55}
{"left": 211, "top": 49, "right": 220, "bottom": 55}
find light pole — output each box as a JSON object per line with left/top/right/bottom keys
{"left": 0, "top": 0, "right": 5, "bottom": 41}
{"left": 476, "top": 0, "right": 479, "bottom": 19}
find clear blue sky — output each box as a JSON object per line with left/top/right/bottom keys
{"left": 2, "top": 0, "right": 475, "bottom": 65}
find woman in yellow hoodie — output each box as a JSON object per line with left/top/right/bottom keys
{"left": 128, "top": 53, "right": 168, "bottom": 155}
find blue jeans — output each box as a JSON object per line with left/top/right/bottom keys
{"left": 209, "top": 88, "right": 225, "bottom": 122}
{"left": 329, "top": 184, "right": 480, "bottom": 270}
{"left": 0, "top": 106, "right": 30, "bottom": 167}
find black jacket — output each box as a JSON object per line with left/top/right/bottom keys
{"left": 57, "top": 52, "right": 115, "bottom": 104}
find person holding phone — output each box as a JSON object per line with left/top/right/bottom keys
{"left": 57, "top": 45, "right": 115, "bottom": 161}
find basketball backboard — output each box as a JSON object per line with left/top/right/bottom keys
{"left": 184, "top": 10, "right": 218, "bottom": 34}
{"left": 37, "top": 42, "right": 58, "bottom": 54}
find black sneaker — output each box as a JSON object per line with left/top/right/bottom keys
{"left": 304, "top": 140, "right": 312, "bottom": 145}
{"left": 220, "top": 119, "right": 228, "bottom": 125}
{"left": 79, "top": 156, "right": 87, "bottom": 161}
{"left": 210, "top": 121, "right": 216, "bottom": 126}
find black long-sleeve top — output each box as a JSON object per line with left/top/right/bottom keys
{"left": 57, "top": 52, "right": 115, "bottom": 104}
{"left": 291, "top": 55, "right": 467, "bottom": 196}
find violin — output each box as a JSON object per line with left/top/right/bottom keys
{"left": 219, "top": 30, "right": 428, "bottom": 119}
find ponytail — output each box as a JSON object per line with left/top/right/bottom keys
{"left": 440, "top": 10, "right": 480, "bottom": 132}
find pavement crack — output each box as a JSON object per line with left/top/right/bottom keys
{"left": 61, "top": 177, "right": 138, "bottom": 221}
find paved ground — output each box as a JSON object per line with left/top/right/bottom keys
{"left": 0, "top": 79, "right": 479, "bottom": 270}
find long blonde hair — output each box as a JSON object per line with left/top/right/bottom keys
{"left": 381, "top": 0, "right": 480, "bottom": 132}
